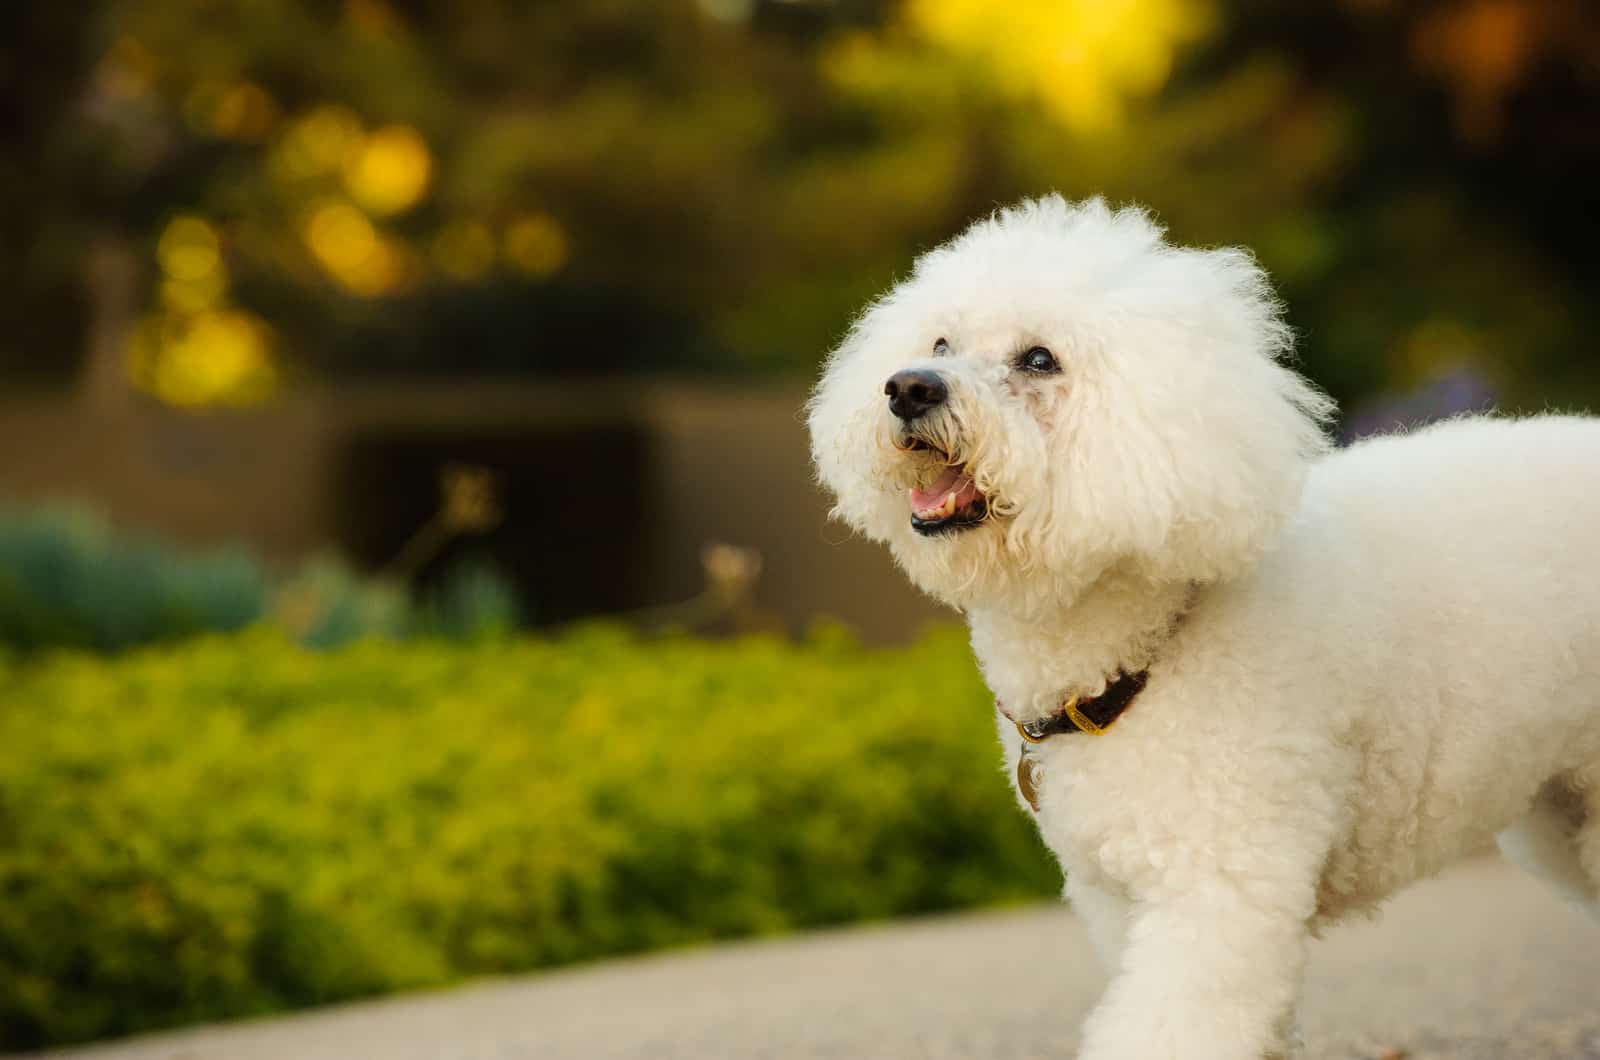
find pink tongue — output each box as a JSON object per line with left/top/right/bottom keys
{"left": 910, "top": 465, "right": 976, "bottom": 510}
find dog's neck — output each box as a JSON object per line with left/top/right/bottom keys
{"left": 966, "top": 568, "right": 1195, "bottom": 724}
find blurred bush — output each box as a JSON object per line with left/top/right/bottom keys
{"left": 268, "top": 555, "right": 410, "bottom": 649}
{"left": 0, "top": 505, "right": 522, "bottom": 652}
{"left": 0, "top": 623, "right": 1055, "bottom": 1049}
{"left": 414, "top": 559, "right": 522, "bottom": 640}
{"left": 0, "top": 506, "right": 266, "bottom": 651}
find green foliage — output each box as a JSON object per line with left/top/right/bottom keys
{"left": 0, "top": 506, "right": 266, "bottom": 652}
{"left": 0, "top": 505, "right": 525, "bottom": 653}
{"left": 417, "top": 560, "right": 523, "bottom": 640}
{"left": 272, "top": 556, "right": 412, "bottom": 649}
{"left": 0, "top": 624, "right": 1057, "bottom": 1049}
{"left": 17, "top": 0, "right": 1595, "bottom": 415}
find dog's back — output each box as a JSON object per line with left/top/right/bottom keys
{"left": 1276, "top": 415, "right": 1600, "bottom": 910}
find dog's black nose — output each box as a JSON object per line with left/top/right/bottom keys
{"left": 885, "top": 369, "right": 948, "bottom": 421}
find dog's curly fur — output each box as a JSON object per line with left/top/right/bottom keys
{"left": 807, "top": 196, "right": 1600, "bottom": 1059}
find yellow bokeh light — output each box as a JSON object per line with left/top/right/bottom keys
{"left": 270, "top": 105, "right": 365, "bottom": 183}
{"left": 305, "top": 201, "right": 378, "bottom": 274}
{"left": 896, "top": 0, "right": 1212, "bottom": 131}
{"left": 157, "top": 216, "right": 222, "bottom": 281}
{"left": 161, "top": 270, "right": 228, "bottom": 314}
{"left": 503, "top": 212, "right": 570, "bottom": 277}
{"left": 432, "top": 221, "right": 496, "bottom": 281}
{"left": 341, "top": 238, "right": 415, "bottom": 297}
{"left": 342, "top": 124, "right": 433, "bottom": 215}
{"left": 303, "top": 201, "right": 412, "bottom": 296}
{"left": 127, "top": 310, "right": 277, "bottom": 407}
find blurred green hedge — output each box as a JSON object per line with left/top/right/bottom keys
{"left": 0, "top": 624, "right": 1057, "bottom": 1050}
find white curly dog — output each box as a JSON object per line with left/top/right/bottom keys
{"left": 806, "top": 196, "right": 1600, "bottom": 1059}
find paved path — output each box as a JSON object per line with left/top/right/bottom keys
{"left": 21, "top": 855, "right": 1600, "bottom": 1060}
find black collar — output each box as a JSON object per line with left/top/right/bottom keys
{"left": 999, "top": 586, "right": 1194, "bottom": 743}
{"left": 1009, "top": 668, "right": 1150, "bottom": 741}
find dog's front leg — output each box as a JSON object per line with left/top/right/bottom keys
{"left": 1074, "top": 881, "right": 1310, "bottom": 1060}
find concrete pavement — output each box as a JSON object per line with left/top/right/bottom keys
{"left": 20, "top": 854, "right": 1600, "bottom": 1060}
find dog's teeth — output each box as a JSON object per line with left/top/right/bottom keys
{"left": 912, "top": 492, "right": 961, "bottom": 521}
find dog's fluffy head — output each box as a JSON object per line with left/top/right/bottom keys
{"left": 807, "top": 196, "right": 1333, "bottom": 612}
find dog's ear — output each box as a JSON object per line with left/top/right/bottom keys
{"left": 1029, "top": 243, "right": 1334, "bottom": 585}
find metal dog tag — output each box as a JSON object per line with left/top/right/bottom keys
{"left": 1017, "top": 744, "right": 1043, "bottom": 812}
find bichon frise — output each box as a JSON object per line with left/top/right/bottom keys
{"left": 806, "top": 195, "right": 1600, "bottom": 1059}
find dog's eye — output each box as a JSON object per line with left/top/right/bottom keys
{"left": 1020, "top": 346, "right": 1058, "bottom": 373}
{"left": 933, "top": 337, "right": 950, "bottom": 357}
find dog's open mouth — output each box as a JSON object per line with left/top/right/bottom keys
{"left": 899, "top": 438, "right": 989, "bottom": 536}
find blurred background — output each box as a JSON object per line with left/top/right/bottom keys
{"left": 1, "top": 0, "right": 1597, "bottom": 1051}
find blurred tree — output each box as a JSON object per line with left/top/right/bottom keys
{"left": 3, "top": 0, "right": 1597, "bottom": 416}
